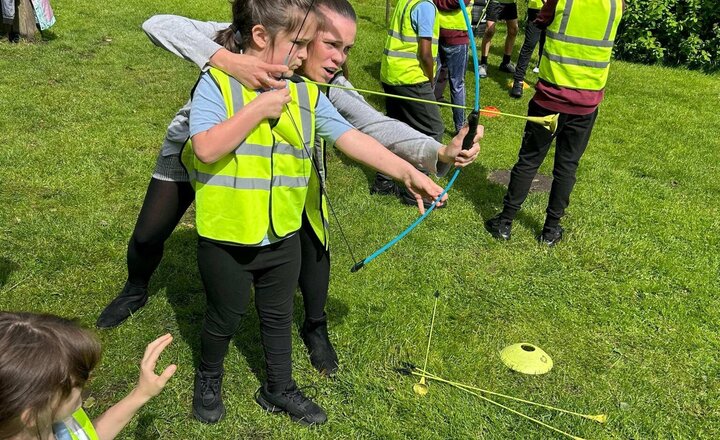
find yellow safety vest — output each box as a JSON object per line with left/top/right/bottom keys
{"left": 539, "top": 0, "right": 622, "bottom": 91}
{"left": 60, "top": 408, "right": 100, "bottom": 440}
{"left": 305, "top": 135, "right": 330, "bottom": 249}
{"left": 182, "top": 68, "right": 323, "bottom": 245}
{"left": 438, "top": 1, "right": 474, "bottom": 31}
{"left": 528, "top": 0, "right": 544, "bottom": 10}
{"left": 381, "top": 0, "right": 440, "bottom": 85}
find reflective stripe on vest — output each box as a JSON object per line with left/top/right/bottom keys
{"left": 64, "top": 408, "right": 99, "bottom": 440}
{"left": 381, "top": 0, "right": 440, "bottom": 85}
{"left": 438, "top": 1, "right": 474, "bottom": 31}
{"left": 182, "top": 68, "right": 319, "bottom": 245}
{"left": 528, "top": 0, "right": 544, "bottom": 10}
{"left": 539, "top": 0, "right": 622, "bottom": 90}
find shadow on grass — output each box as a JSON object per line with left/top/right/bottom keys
{"left": 0, "top": 258, "right": 19, "bottom": 289}
{"left": 156, "top": 227, "right": 349, "bottom": 384}
{"left": 132, "top": 412, "right": 158, "bottom": 440}
{"left": 451, "top": 163, "right": 544, "bottom": 233}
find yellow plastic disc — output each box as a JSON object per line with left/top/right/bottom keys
{"left": 500, "top": 343, "right": 553, "bottom": 375}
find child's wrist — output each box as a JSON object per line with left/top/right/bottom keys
{"left": 128, "top": 387, "right": 153, "bottom": 405}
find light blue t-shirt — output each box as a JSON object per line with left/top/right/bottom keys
{"left": 189, "top": 72, "right": 353, "bottom": 246}
{"left": 410, "top": 1, "right": 437, "bottom": 38}
{"left": 189, "top": 72, "right": 352, "bottom": 141}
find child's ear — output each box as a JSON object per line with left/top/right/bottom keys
{"left": 20, "top": 407, "right": 36, "bottom": 427}
{"left": 250, "top": 24, "right": 270, "bottom": 50}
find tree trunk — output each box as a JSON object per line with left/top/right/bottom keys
{"left": 16, "top": 0, "right": 36, "bottom": 41}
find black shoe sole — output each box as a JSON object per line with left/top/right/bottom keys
{"left": 192, "top": 407, "right": 225, "bottom": 424}
{"left": 255, "top": 392, "right": 322, "bottom": 426}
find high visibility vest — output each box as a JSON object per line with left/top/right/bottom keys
{"left": 59, "top": 408, "right": 100, "bottom": 440}
{"left": 305, "top": 137, "right": 330, "bottom": 250}
{"left": 381, "top": 0, "right": 440, "bottom": 85}
{"left": 539, "top": 0, "right": 622, "bottom": 91}
{"left": 438, "top": 1, "right": 474, "bottom": 31}
{"left": 528, "top": 0, "right": 544, "bottom": 10}
{"left": 182, "top": 68, "right": 322, "bottom": 245}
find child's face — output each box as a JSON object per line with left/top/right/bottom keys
{"left": 301, "top": 7, "right": 356, "bottom": 83}
{"left": 53, "top": 387, "right": 82, "bottom": 422}
{"left": 269, "top": 14, "right": 318, "bottom": 74}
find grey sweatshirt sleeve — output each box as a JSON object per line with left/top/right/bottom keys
{"left": 142, "top": 15, "right": 230, "bottom": 70}
{"left": 328, "top": 76, "right": 451, "bottom": 177}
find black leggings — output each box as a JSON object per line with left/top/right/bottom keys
{"left": 126, "top": 178, "right": 195, "bottom": 287}
{"left": 125, "top": 178, "right": 331, "bottom": 322}
{"left": 198, "top": 235, "right": 301, "bottom": 390}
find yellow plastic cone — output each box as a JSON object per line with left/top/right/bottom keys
{"left": 500, "top": 343, "right": 553, "bottom": 375}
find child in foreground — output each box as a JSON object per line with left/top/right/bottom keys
{"left": 0, "top": 312, "right": 176, "bottom": 440}
{"left": 185, "top": 0, "right": 446, "bottom": 427}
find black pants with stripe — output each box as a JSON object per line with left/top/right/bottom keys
{"left": 500, "top": 99, "right": 599, "bottom": 228}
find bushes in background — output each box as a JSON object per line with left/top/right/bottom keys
{"left": 614, "top": 0, "right": 720, "bottom": 72}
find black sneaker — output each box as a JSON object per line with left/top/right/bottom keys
{"left": 399, "top": 185, "right": 447, "bottom": 210}
{"left": 192, "top": 369, "right": 225, "bottom": 424}
{"left": 9, "top": 31, "right": 20, "bottom": 43}
{"left": 255, "top": 381, "right": 327, "bottom": 426}
{"left": 96, "top": 282, "right": 148, "bottom": 329}
{"left": 370, "top": 173, "right": 400, "bottom": 196}
{"left": 539, "top": 225, "right": 564, "bottom": 247}
{"left": 509, "top": 80, "right": 524, "bottom": 99}
{"left": 484, "top": 215, "right": 512, "bottom": 240}
{"left": 499, "top": 62, "right": 516, "bottom": 74}
{"left": 300, "top": 319, "right": 339, "bottom": 377}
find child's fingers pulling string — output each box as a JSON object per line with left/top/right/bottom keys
{"left": 137, "top": 333, "right": 177, "bottom": 399}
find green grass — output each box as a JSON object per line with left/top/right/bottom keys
{"left": 2, "top": 0, "right": 720, "bottom": 438}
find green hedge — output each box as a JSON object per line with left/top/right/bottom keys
{"left": 614, "top": 0, "right": 720, "bottom": 72}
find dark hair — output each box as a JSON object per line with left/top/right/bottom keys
{"left": 0, "top": 312, "right": 101, "bottom": 439}
{"left": 215, "top": 0, "right": 320, "bottom": 54}
{"left": 318, "top": 0, "right": 357, "bottom": 22}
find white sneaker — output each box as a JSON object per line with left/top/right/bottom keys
{"left": 532, "top": 66, "right": 540, "bottom": 74}
{"left": 479, "top": 64, "right": 488, "bottom": 78}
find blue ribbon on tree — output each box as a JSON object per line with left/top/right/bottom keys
{"left": 351, "top": 3, "right": 481, "bottom": 272}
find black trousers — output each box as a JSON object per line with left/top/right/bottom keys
{"left": 501, "top": 100, "right": 599, "bottom": 227}
{"left": 198, "top": 234, "right": 301, "bottom": 391}
{"left": 298, "top": 214, "right": 330, "bottom": 324}
{"left": 382, "top": 82, "right": 444, "bottom": 142}
{"left": 513, "top": 8, "right": 546, "bottom": 84}
{"left": 125, "top": 179, "right": 329, "bottom": 324}
{"left": 378, "top": 82, "right": 443, "bottom": 185}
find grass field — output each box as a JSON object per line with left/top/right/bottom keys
{"left": 1, "top": 0, "right": 720, "bottom": 438}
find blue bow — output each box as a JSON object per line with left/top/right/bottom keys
{"left": 351, "top": 2, "right": 481, "bottom": 272}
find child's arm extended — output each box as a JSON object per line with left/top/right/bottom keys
{"left": 335, "top": 130, "right": 447, "bottom": 213}
{"left": 92, "top": 334, "right": 176, "bottom": 440}
{"left": 142, "top": 14, "right": 287, "bottom": 89}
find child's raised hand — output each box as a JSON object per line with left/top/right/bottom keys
{"left": 254, "top": 87, "right": 292, "bottom": 120}
{"left": 135, "top": 333, "right": 177, "bottom": 400}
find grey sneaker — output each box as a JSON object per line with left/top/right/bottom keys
{"left": 479, "top": 64, "right": 488, "bottom": 78}
{"left": 499, "top": 62, "right": 516, "bottom": 74}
